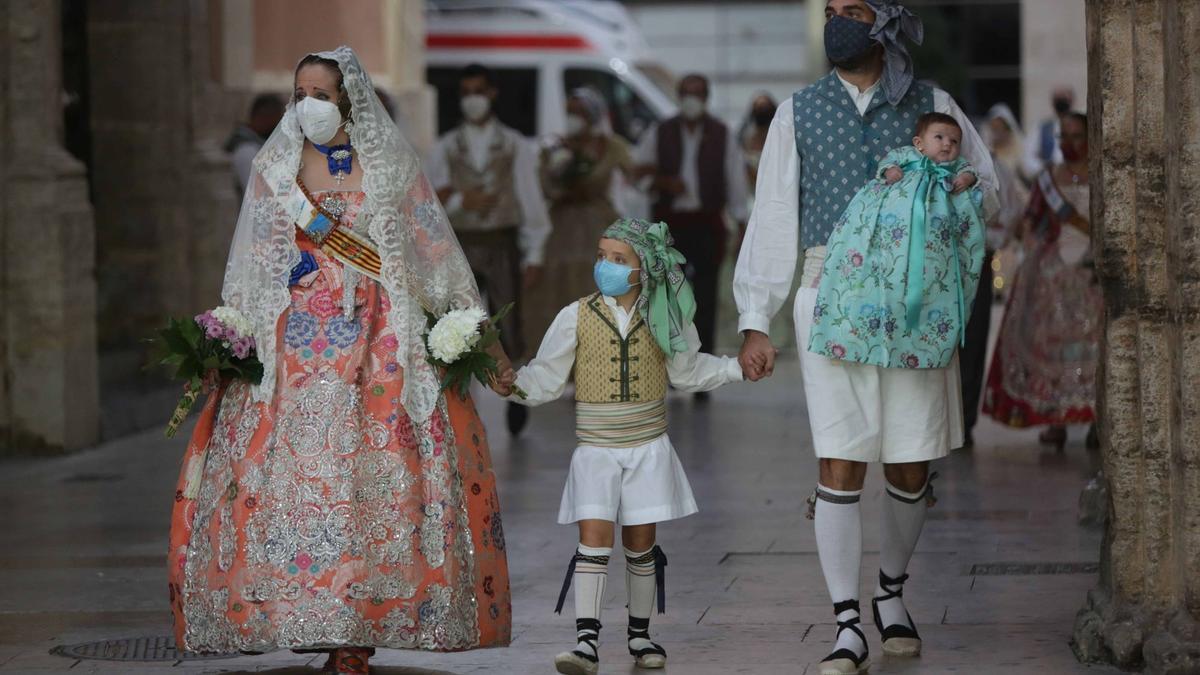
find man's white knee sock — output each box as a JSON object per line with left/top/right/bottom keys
{"left": 875, "top": 480, "right": 929, "bottom": 630}
{"left": 814, "top": 483, "right": 866, "bottom": 656}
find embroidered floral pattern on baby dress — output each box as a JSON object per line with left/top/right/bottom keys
{"left": 808, "top": 145, "right": 986, "bottom": 369}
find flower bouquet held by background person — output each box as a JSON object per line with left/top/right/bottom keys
{"left": 426, "top": 302, "right": 527, "bottom": 400}
{"left": 149, "top": 306, "right": 264, "bottom": 438}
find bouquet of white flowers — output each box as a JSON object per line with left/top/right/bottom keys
{"left": 425, "top": 303, "right": 526, "bottom": 399}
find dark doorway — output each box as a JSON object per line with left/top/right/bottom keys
{"left": 61, "top": 0, "right": 92, "bottom": 200}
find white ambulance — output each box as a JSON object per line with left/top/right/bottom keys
{"left": 425, "top": 0, "right": 678, "bottom": 145}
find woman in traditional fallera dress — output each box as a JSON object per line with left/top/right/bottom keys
{"left": 983, "top": 112, "right": 1099, "bottom": 449}
{"left": 167, "top": 47, "right": 512, "bottom": 674}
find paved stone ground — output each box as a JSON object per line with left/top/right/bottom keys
{"left": 0, "top": 349, "right": 1119, "bottom": 674}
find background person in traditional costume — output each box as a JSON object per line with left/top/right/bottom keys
{"left": 499, "top": 219, "right": 744, "bottom": 675}
{"left": 981, "top": 103, "right": 1027, "bottom": 185}
{"left": 225, "top": 93, "right": 285, "bottom": 199}
{"left": 960, "top": 103, "right": 1030, "bottom": 446}
{"left": 636, "top": 74, "right": 749, "bottom": 388}
{"left": 523, "top": 87, "right": 637, "bottom": 351}
{"left": 1022, "top": 86, "right": 1075, "bottom": 183}
{"left": 426, "top": 62, "right": 553, "bottom": 435}
{"left": 983, "top": 112, "right": 1099, "bottom": 451}
{"left": 168, "top": 47, "right": 513, "bottom": 675}
{"left": 732, "top": 2, "right": 997, "bottom": 673}
{"left": 739, "top": 92, "right": 778, "bottom": 200}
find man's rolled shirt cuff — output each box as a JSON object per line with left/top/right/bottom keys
{"left": 738, "top": 312, "right": 771, "bottom": 336}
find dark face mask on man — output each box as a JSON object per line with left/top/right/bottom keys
{"left": 1052, "top": 98, "right": 1072, "bottom": 115}
{"left": 824, "top": 14, "right": 878, "bottom": 68}
{"left": 752, "top": 107, "right": 774, "bottom": 127}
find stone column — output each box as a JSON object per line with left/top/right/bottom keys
{"left": 1073, "top": 0, "right": 1200, "bottom": 671}
{"left": 88, "top": 0, "right": 237, "bottom": 436}
{"left": 385, "top": 0, "right": 435, "bottom": 156}
{"left": 0, "top": 0, "right": 100, "bottom": 454}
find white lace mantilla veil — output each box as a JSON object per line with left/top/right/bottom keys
{"left": 220, "top": 46, "right": 481, "bottom": 424}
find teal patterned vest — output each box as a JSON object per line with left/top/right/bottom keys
{"left": 792, "top": 72, "right": 935, "bottom": 249}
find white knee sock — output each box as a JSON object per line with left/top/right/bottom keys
{"left": 625, "top": 546, "right": 659, "bottom": 653}
{"left": 572, "top": 544, "right": 611, "bottom": 659}
{"left": 813, "top": 484, "right": 866, "bottom": 657}
{"left": 875, "top": 480, "right": 928, "bottom": 631}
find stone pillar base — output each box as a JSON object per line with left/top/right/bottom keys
{"left": 1075, "top": 588, "right": 1200, "bottom": 673}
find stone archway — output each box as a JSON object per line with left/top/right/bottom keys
{"left": 1072, "top": 1, "right": 1200, "bottom": 671}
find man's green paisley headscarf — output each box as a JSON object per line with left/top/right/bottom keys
{"left": 602, "top": 218, "right": 696, "bottom": 357}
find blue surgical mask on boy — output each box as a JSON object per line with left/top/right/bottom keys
{"left": 593, "top": 259, "right": 641, "bottom": 297}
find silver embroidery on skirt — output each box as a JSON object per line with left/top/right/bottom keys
{"left": 179, "top": 379, "right": 483, "bottom": 652}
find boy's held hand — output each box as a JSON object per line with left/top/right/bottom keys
{"left": 489, "top": 365, "right": 517, "bottom": 397}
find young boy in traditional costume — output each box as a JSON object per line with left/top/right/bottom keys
{"left": 500, "top": 218, "right": 745, "bottom": 675}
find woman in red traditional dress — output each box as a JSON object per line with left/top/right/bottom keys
{"left": 983, "top": 112, "right": 1100, "bottom": 449}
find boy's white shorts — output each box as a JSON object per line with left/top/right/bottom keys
{"left": 558, "top": 434, "right": 698, "bottom": 526}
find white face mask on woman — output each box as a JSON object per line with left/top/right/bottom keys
{"left": 565, "top": 113, "right": 590, "bottom": 137}
{"left": 295, "top": 97, "right": 344, "bottom": 145}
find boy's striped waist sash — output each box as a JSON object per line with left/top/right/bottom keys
{"left": 575, "top": 399, "right": 667, "bottom": 448}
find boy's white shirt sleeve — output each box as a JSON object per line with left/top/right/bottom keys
{"left": 509, "top": 302, "right": 580, "bottom": 405}
{"left": 667, "top": 322, "right": 745, "bottom": 392}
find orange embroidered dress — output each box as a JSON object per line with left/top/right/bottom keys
{"left": 168, "top": 190, "right": 511, "bottom": 654}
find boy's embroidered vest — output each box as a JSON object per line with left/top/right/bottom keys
{"left": 574, "top": 294, "right": 669, "bottom": 448}
{"left": 446, "top": 123, "right": 521, "bottom": 232}
{"left": 792, "top": 73, "right": 934, "bottom": 249}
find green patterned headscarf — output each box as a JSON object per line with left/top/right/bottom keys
{"left": 602, "top": 218, "right": 696, "bottom": 357}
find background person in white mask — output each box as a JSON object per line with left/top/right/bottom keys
{"left": 635, "top": 74, "right": 749, "bottom": 387}
{"left": 426, "top": 63, "right": 553, "bottom": 435}
{"left": 524, "top": 87, "right": 637, "bottom": 351}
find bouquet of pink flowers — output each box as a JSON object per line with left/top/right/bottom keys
{"left": 149, "top": 306, "right": 264, "bottom": 437}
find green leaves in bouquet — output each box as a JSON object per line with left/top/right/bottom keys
{"left": 146, "top": 317, "right": 263, "bottom": 386}
{"left": 477, "top": 302, "right": 514, "bottom": 351}
{"left": 440, "top": 350, "right": 500, "bottom": 400}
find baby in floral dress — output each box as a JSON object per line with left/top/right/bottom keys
{"left": 808, "top": 111, "right": 986, "bottom": 370}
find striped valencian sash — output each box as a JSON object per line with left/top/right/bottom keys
{"left": 575, "top": 399, "right": 668, "bottom": 448}
{"left": 1037, "top": 170, "right": 1090, "bottom": 231}
{"left": 287, "top": 179, "right": 384, "bottom": 282}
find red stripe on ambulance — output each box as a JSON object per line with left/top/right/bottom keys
{"left": 426, "top": 34, "right": 593, "bottom": 50}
